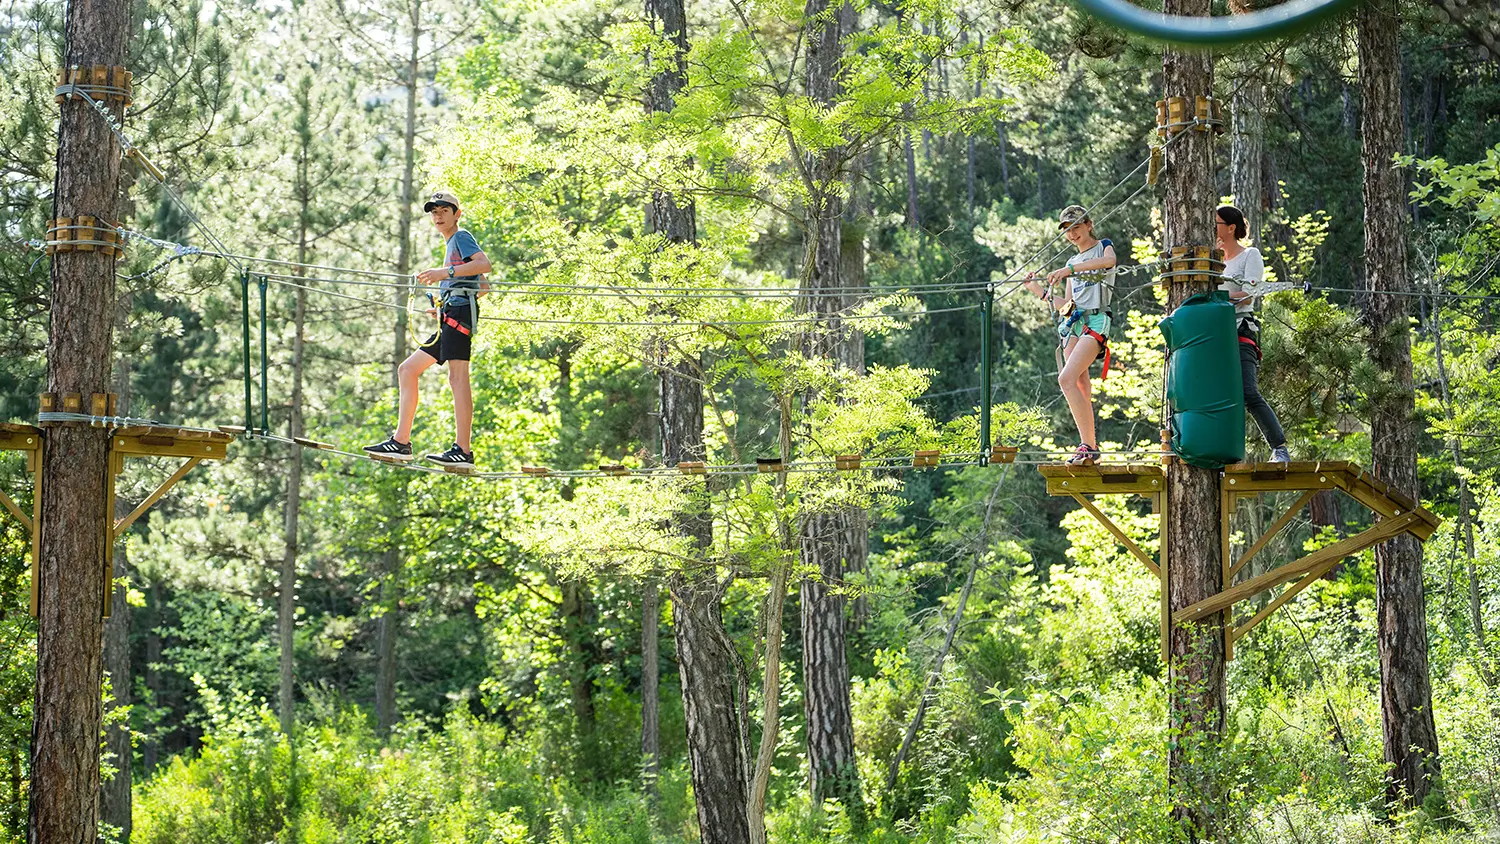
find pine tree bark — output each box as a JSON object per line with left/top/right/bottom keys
{"left": 141, "top": 582, "right": 160, "bottom": 777}
{"left": 799, "top": 0, "right": 865, "bottom": 823}
{"left": 31, "top": 0, "right": 130, "bottom": 837}
{"left": 640, "top": 579, "right": 661, "bottom": 794}
{"left": 1358, "top": 0, "right": 1444, "bottom": 809}
{"left": 647, "top": 0, "right": 747, "bottom": 838}
{"left": 100, "top": 361, "right": 132, "bottom": 841}
{"left": 279, "top": 112, "right": 316, "bottom": 735}
{"left": 1162, "top": 1, "right": 1227, "bottom": 836}
{"left": 377, "top": 0, "right": 423, "bottom": 736}
{"left": 1229, "top": 64, "right": 1265, "bottom": 242}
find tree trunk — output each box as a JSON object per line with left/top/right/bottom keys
{"left": 670, "top": 577, "right": 750, "bottom": 844}
{"left": 1358, "top": 0, "right": 1445, "bottom": 810}
{"left": 142, "top": 582, "right": 160, "bottom": 777}
{"left": 279, "top": 121, "right": 315, "bottom": 735}
{"left": 31, "top": 0, "right": 130, "bottom": 837}
{"left": 748, "top": 404, "right": 793, "bottom": 844}
{"left": 647, "top": 0, "right": 746, "bottom": 838}
{"left": 561, "top": 578, "right": 601, "bottom": 776}
{"left": 377, "top": 0, "right": 422, "bottom": 736}
{"left": 1162, "top": 3, "right": 1227, "bottom": 836}
{"left": 640, "top": 579, "right": 661, "bottom": 796}
{"left": 903, "top": 130, "right": 919, "bottom": 229}
{"left": 101, "top": 361, "right": 132, "bottom": 841}
{"left": 1229, "top": 66, "right": 1265, "bottom": 241}
{"left": 799, "top": 0, "right": 865, "bottom": 823}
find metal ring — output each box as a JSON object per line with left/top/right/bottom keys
{"left": 1072, "top": 0, "right": 1358, "bottom": 46}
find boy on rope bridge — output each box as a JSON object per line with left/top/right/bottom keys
{"left": 364, "top": 190, "right": 492, "bottom": 469}
{"left": 1023, "top": 204, "right": 1117, "bottom": 466}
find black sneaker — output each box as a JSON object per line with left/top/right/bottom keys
{"left": 362, "top": 437, "right": 415, "bottom": 461}
{"left": 425, "top": 443, "right": 474, "bottom": 469}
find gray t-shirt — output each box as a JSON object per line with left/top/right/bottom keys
{"left": 441, "top": 229, "right": 484, "bottom": 304}
{"left": 1067, "top": 238, "right": 1115, "bottom": 311}
{"left": 1218, "top": 247, "right": 1263, "bottom": 317}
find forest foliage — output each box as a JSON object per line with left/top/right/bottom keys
{"left": 1, "top": 0, "right": 1499, "bottom": 841}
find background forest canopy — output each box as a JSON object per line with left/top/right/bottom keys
{"left": 2, "top": 0, "right": 1500, "bottom": 841}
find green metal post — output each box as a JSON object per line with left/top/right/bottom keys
{"left": 241, "top": 270, "right": 252, "bottom": 432}
{"left": 980, "top": 286, "right": 993, "bottom": 464}
{"left": 258, "top": 274, "right": 269, "bottom": 434}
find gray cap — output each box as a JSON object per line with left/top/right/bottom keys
{"left": 423, "top": 191, "right": 461, "bottom": 213}
{"left": 1058, "top": 204, "right": 1089, "bottom": 229}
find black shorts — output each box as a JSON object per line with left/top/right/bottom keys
{"left": 418, "top": 302, "right": 477, "bottom": 364}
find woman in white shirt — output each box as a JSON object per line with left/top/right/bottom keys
{"left": 1024, "top": 204, "right": 1118, "bottom": 466}
{"left": 1216, "top": 204, "right": 1290, "bottom": 463}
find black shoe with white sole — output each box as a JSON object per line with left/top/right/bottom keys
{"left": 362, "top": 437, "right": 415, "bottom": 461}
{"left": 425, "top": 443, "right": 475, "bottom": 468}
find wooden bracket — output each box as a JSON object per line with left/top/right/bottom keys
{"left": 1039, "top": 459, "right": 1441, "bottom": 663}
{"left": 1067, "top": 492, "right": 1159, "bottom": 578}
{"left": 102, "top": 425, "right": 234, "bottom": 617}
{"left": 912, "top": 449, "right": 941, "bottom": 468}
{"left": 0, "top": 424, "right": 44, "bottom": 616}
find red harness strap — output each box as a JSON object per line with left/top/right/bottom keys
{"left": 1239, "top": 334, "right": 1260, "bottom": 360}
{"left": 443, "top": 313, "right": 472, "bottom": 336}
{"left": 1083, "top": 326, "right": 1111, "bottom": 380}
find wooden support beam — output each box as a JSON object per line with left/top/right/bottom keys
{"left": 1231, "top": 554, "right": 1344, "bottom": 647}
{"left": 1221, "top": 480, "right": 1234, "bottom": 660}
{"left": 1159, "top": 483, "right": 1170, "bottom": 666}
{"left": 1228, "top": 488, "right": 1318, "bottom": 581}
{"left": 29, "top": 455, "right": 41, "bottom": 617}
{"left": 1174, "top": 513, "right": 1418, "bottom": 624}
{"left": 0, "top": 488, "right": 31, "bottom": 531}
{"left": 113, "top": 457, "right": 202, "bottom": 540}
{"left": 1040, "top": 463, "right": 1165, "bottom": 496}
{"left": 1333, "top": 472, "right": 1440, "bottom": 541}
{"left": 111, "top": 434, "right": 227, "bottom": 460}
{"left": 1067, "top": 493, "right": 1160, "bottom": 577}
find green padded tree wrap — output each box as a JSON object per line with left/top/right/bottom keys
{"left": 1159, "top": 290, "right": 1245, "bottom": 468}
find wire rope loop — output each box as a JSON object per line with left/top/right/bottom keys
{"left": 1070, "top": 0, "right": 1360, "bottom": 46}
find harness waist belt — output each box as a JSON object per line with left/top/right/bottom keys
{"left": 443, "top": 314, "right": 472, "bottom": 336}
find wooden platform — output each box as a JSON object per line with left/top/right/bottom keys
{"left": 1039, "top": 459, "right": 1443, "bottom": 661}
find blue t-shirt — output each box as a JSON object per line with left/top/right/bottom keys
{"left": 440, "top": 229, "right": 483, "bottom": 303}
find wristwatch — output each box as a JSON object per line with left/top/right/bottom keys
{"left": 447, "top": 266, "right": 456, "bottom": 279}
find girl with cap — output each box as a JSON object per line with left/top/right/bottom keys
{"left": 1215, "top": 204, "right": 1290, "bottom": 463}
{"left": 1023, "top": 204, "right": 1117, "bottom": 466}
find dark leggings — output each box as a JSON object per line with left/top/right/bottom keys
{"left": 1241, "top": 343, "right": 1285, "bottom": 448}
